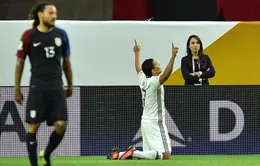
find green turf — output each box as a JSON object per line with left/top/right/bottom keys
{"left": 0, "top": 155, "right": 260, "bottom": 166}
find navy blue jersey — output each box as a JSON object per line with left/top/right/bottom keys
{"left": 16, "top": 27, "right": 70, "bottom": 89}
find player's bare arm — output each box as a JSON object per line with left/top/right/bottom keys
{"left": 133, "top": 39, "right": 142, "bottom": 73}
{"left": 15, "top": 57, "right": 25, "bottom": 104}
{"left": 159, "top": 43, "right": 178, "bottom": 84}
{"left": 63, "top": 56, "right": 73, "bottom": 97}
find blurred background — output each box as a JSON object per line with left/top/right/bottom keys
{"left": 1, "top": 0, "right": 260, "bottom": 21}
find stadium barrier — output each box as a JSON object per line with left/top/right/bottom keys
{"left": 0, "top": 85, "right": 259, "bottom": 156}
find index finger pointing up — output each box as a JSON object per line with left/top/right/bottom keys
{"left": 134, "top": 39, "right": 138, "bottom": 45}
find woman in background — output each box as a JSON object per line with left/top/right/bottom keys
{"left": 181, "top": 35, "right": 215, "bottom": 85}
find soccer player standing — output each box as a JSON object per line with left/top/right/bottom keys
{"left": 14, "top": 2, "right": 73, "bottom": 166}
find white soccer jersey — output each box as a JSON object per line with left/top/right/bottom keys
{"left": 138, "top": 71, "right": 166, "bottom": 121}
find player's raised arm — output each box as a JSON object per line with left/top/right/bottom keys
{"left": 159, "top": 43, "right": 178, "bottom": 84}
{"left": 133, "top": 39, "right": 142, "bottom": 74}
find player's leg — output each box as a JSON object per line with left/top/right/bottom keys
{"left": 119, "top": 120, "right": 151, "bottom": 159}
{"left": 26, "top": 88, "right": 45, "bottom": 166}
{"left": 141, "top": 120, "right": 151, "bottom": 151}
{"left": 27, "top": 123, "right": 41, "bottom": 166}
{"left": 124, "top": 120, "right": 171, "bottom": 160}
{"left": 119, "top": 120, "right": 162, "bottom": 160}
{"left": 148, "top": 121, "right": 171, "bottom": 160}
{"left": 40, "top": 88, "right": 68, "bottom": 166}
{"left": 119, "top": 145, "right": 162, "bottom": 160}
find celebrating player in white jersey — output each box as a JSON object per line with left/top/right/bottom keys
{"left": 107, "top": 40, "right": 178, "bottom": 160}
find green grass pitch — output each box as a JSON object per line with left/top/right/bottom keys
{"left": 0, "top": 155, "right": 260, "bottom": 166}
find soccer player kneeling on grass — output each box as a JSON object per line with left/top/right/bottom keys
{"left": 107, "top": 40, "right": 178, "bottom": 160}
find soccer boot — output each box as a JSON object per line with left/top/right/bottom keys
{"left": 119, "top": 145, "right": 135, "bottom": 160}
{"left": 107, "top": 146, "right": 120, "bottom": 160}
{"left": 39, "top": 151, "right": 51, "bottom": 166}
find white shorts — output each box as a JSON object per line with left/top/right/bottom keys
{"left": 141, "top": 119, "right": 171, "bottom": 153}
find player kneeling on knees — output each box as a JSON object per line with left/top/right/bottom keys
{"left": 107, "top": 145, "right": 171, "bottom": 160}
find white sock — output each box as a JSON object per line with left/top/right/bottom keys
{"left": 119, "top": 152, "right": 125, "bottom": 159}
{"left": 133, "top": 150, "right": 163, "bottom": 160}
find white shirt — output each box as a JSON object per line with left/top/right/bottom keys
{"left": 138, "top": 71, "right": 166, "bottom": 121}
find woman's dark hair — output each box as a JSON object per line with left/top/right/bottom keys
{"left": 186, "top": 35, "right": 207, "bottom": 70}
{"left": 28, "top": 1, "right": 54, "bottom": 27}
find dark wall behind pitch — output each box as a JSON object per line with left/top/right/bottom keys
{"left": 152, "top": 0, "right": 218, "bottom": 21}
{"left": 0, "top": 0, "right": 113, "bottom": 20}
{"left": 151, "top": 0, "right": 260, "bottom": 21}
{"left": 1, "top": 0, "right": 260, "bottom": 21}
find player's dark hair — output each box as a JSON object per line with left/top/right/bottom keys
{"left": 28, "top": 1, "right": 55, "bottom": 27}
{"left": 186, "top": 35, "right": 207, "bottom": 70}
{"left": 142, "top": 58, "right": 154, "bottom": 78}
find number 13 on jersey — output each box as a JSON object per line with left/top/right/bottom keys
{"left": 44, "top": 46, "right": 55, "bottom": 58}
